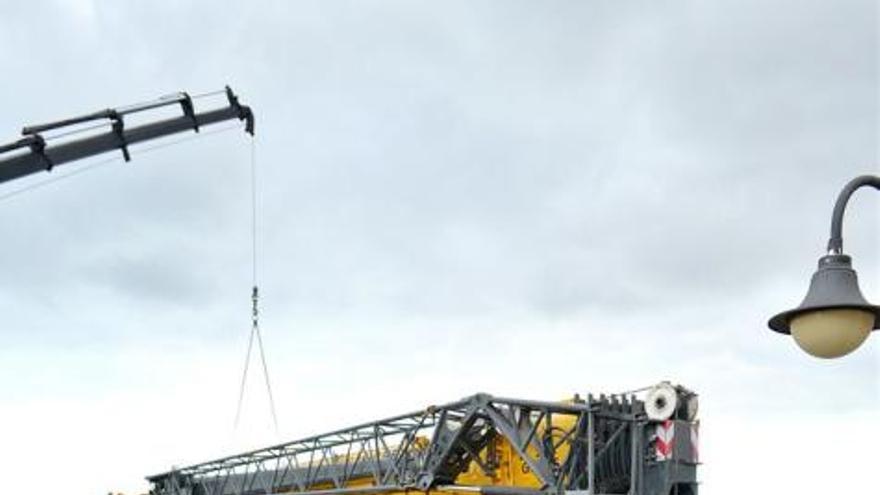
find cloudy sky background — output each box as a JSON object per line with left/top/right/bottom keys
{"left": 0, "top": 1, "right": 878, "bottom": 493}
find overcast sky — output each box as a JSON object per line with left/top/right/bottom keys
{"left": 0, "top": 1, "right": 878, "bottom": 494}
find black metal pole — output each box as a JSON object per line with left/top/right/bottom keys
{"left": 827, "top": 174, "right": 880, "bottom": 254}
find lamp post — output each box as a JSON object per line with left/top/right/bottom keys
{"left": 768, "top": 175, "right": 880, "bottom": 358}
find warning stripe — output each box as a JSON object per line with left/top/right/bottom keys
{"left": 654, "top": 420, "right": 675, "bottom": 461}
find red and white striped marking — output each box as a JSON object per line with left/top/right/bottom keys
{"left": 654, "top": 420, "right": 675, "bottom": 461}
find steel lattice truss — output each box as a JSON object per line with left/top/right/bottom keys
{"left": 148, "top": 393, "right": 643, "bottom": 495}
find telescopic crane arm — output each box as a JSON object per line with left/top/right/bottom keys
{"left": 0, "top": 86, "right": 254, "bottom": 185}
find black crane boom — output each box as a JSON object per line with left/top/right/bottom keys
{"left": 0, "top": 86, "right": 253, "bottom": 185}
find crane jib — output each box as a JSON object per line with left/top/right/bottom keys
{"left": 0, "top": 86, "right": 254, "bottom": 186}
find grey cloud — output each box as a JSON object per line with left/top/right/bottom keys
{"left": 0, "top": 0, "right": 876, "bottom": 402}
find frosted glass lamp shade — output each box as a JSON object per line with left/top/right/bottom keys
{"left": 790, "top": 309, "right": 874, "bottom": 358}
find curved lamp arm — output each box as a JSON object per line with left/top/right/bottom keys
{"left": 827, "top": 175, "right": 880, "bottom": 254}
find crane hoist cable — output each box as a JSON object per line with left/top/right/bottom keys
{"left": 233, "top": 136, "right": 280, "bottom": 435}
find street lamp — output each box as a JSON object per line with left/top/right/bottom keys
{"left": 768, "top": 175, "right": 880, "bottom": 358}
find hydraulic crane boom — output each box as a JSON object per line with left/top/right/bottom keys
{"left": 0, "top": 86, "right": 254, "bottom": 185}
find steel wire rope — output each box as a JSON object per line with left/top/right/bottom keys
{"left": 233, "top": 135, "right": 280, "bottom": 436}
{"left": 43, "top": 121, "right": 111, "bottom": 141}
